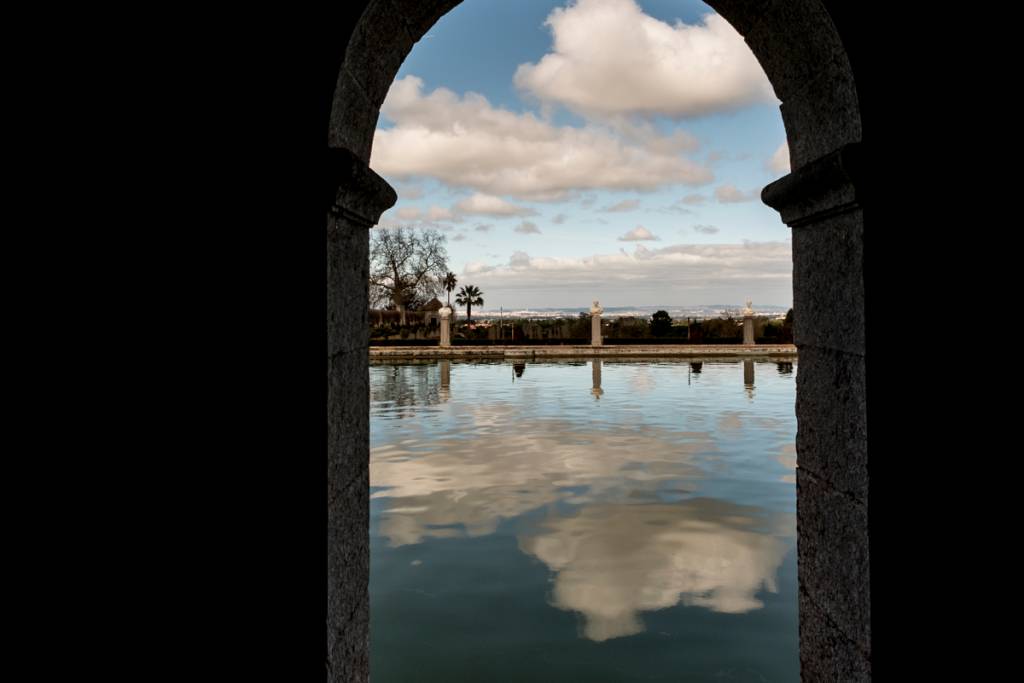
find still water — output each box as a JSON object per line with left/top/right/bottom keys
{"left": 370, "top": 359, "right": 798, "bottom": 682}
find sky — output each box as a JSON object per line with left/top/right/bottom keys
{"left": 370, "top": 0, "right": 792, "bottom": 310}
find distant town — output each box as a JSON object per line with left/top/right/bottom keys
{"left": 464, "top": 304, "right": 791, "bottom": 322}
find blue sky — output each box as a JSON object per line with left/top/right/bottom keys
{"left": 371, "top": 0, "right": 792, "bottom": 310}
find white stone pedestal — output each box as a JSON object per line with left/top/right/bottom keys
{"left": 590, "top": 300, "right": 603, "bottom": 346}
{"left": 439, "top": 306, "right": 452, "bottom": 347}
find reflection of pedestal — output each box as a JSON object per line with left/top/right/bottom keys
{"left": 439, "top": 306, "right": 452, "bottom": 347}
{"left": 591, "top": 360, "right": 604, "bottom": 399}
{"left": 743, "top": 360, "right": 754, "bottom": 398}
{"left": 439, "top": 360, "right": 450, "bottom": 401}
{"left": 743, "top": 314, "right": 755, "bottom": 345}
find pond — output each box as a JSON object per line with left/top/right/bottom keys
{"left": 369, "top": 358, "right": 798, "bottom": 682}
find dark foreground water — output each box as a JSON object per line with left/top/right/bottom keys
{"left": 369, "top": 359, "right": 798, "bottom": 682}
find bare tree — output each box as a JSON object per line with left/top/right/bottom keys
{"left": 369, "top": 227, "right": 449, "bottom": 326}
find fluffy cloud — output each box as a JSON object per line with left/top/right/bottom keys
{"left": 454, "top": 192, "right": 537, "bottom": 217}
{"left": 514, "top": 0, "right": 776, "bottom": 119}
{"left": 371, "top": 76, "right": 713, "bottom": 200}
{"left": 426, "top": 205, "right": 458, "bottom": 221}
{"left": 768, "top": 141, "right": 790, "bottom": 175}
{"left": 693, "top": 224, "right": 719, "bottom": 234}
{"left": 509, "top": 251, "right": 532, "bottom": 268}
{"left": 514, "top": 221, "right": 541, "bottom": 234}
{"left": 618, "top": 225, "right": 659, "bottom": 241}
{"left": 602, "top": 199, "right": 641, "bottom": 213}
{"left": 715, "top": 184, "right": 760, "bottom": 203}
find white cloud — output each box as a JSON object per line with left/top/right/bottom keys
{"left": 371, "top": 76, "right": 714, "bottom": 200}
{"left": 618, "top": 225, "right": 659, "bottom": 241}
{"left": 454, "top": 192, "right": 537, "bottom": 217}
{"left": 396, "top": 207, "right": 421, "bottom": 221}
{"left": 768, "top": 141, "right": 790, "bottom": 175}
{"left": 474, "top": 223, "right": 493, "bottom": 232}
{"left": 514, "top": 0, "right": 776, "bottom": 120}
{"left": 693, "top": 224, "right": 719, "bottom": 234}
{"left": 509, "top": 251, "right": 532, "bottom": 268}
{"left": 715, "top": 184, "right": 759, "bottom": 203}
{"left": 552, "top": 213, "right": 569, "bottom": 224}
{"left": 427, "top": 205, "right": 458, "bottom": 221}
{"left": 602, "top": 199, "right": 641, "bottom": 213}
{"left": 514, "top": 221, "right": 541, "bottom": 234}
{"left": 452, "top": 233, "right": 467, "bottom": 242}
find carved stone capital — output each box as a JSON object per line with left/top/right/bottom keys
{"left": 326, "top": 146, "right": 397, "bottom": 228}
{"left": 762, "top": 142, "right": 862, "bottom": 228}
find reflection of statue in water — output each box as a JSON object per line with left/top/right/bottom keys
{"left": 512, "top": 362, "right": 526, "bottom": 380}
{"left": 743, "top": 360, "right": 755, "bottom": 399}
{"left": 591, "top": 359, "right": 604, "bottom": 399}
{"left": 438, "top": 360, "right": 451, "bottom": 402}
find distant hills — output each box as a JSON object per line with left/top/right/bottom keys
{"left": 468, "top": 305, "right": 791, "bottom": 321}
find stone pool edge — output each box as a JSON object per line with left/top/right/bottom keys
{"left": 369, "top": 344, "right": 798, "bottom": 359}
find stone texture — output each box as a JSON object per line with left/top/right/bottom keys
{"left": 780, "top": 63, "right": 862, "bottom": 168}
{"left": 795, "top": 344, "right": 867, "bottom": 500}
{"left": 704, "top": 0, "right": 774, "bottom": 37}
{"left": 797, "top": 467, "right": 871, "bottom": 653}
{"left": 327, "top": 214, "right": 370, "bottom": 359}
{"left": 742, "top": 0, "right": 851, "bottom": 106}
{"left": 799, "top": 587, "right": 871, "bottom": 681}
{"left": 389, "top": 0, "right": 462, "bottom": 41}
{"left": 327, "top": 467, "right": 370, "bottom": 682}
{"left": 328, "top": 146, "right": 397, "bottom": 227}
{"left": 343, "top": 0, "right": 415, "bottom": 111}
{"left": 743, "top": 315, "right": 755, "bottom": 345}
{"left": 327, "top": 320, "right": 370, "bottom": 682}
{"left": 791, "top": 208, "right": 865, "bottom": 355}
{"left": 713, "top": 0, "right": 861, "bottom": 169}
{"left": 328, "top": 346, "right": 369, "bottom": 507}
{"left": 328, "top": 67, "right": 377, "bottom": 161}
{"left": 762, "top": 143, "right": 861, "bottom": 227}
{"left": 439, "top": 307, "right": 451, "bottom": 347}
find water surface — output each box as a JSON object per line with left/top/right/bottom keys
{"left": 370, "top": 359, "right": 798, "bottom": 682}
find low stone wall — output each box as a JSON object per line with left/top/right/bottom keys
{"left": 369, "top": 344, "right": 797, "bottom": 359}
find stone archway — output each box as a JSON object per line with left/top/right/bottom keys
{"left": 327, "top": 1, "right": 868, "bottom": 680}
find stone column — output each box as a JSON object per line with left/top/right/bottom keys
{"left": 591, "top": 359, "right": 604, "bottom": 399}
{"left": 327, "top": 146, "right": 396, "bottom": 683}
{"left": 590, "top": 300, "right": 603, "bottom": 347}
{"left": 439, "top": 305, "right": 452, "bottom": 347}
{"left": 743, "top": 299, "right": 755, "bottom": 345}
{"left": 763, "top": 142, "right": 869, "bottom": 680}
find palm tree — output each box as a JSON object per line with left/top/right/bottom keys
{"left": 442, "top": 272, "right": 457, "bottom": 306}
{"left": 455, "top": 284, "right": 484, "bottom": 323}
